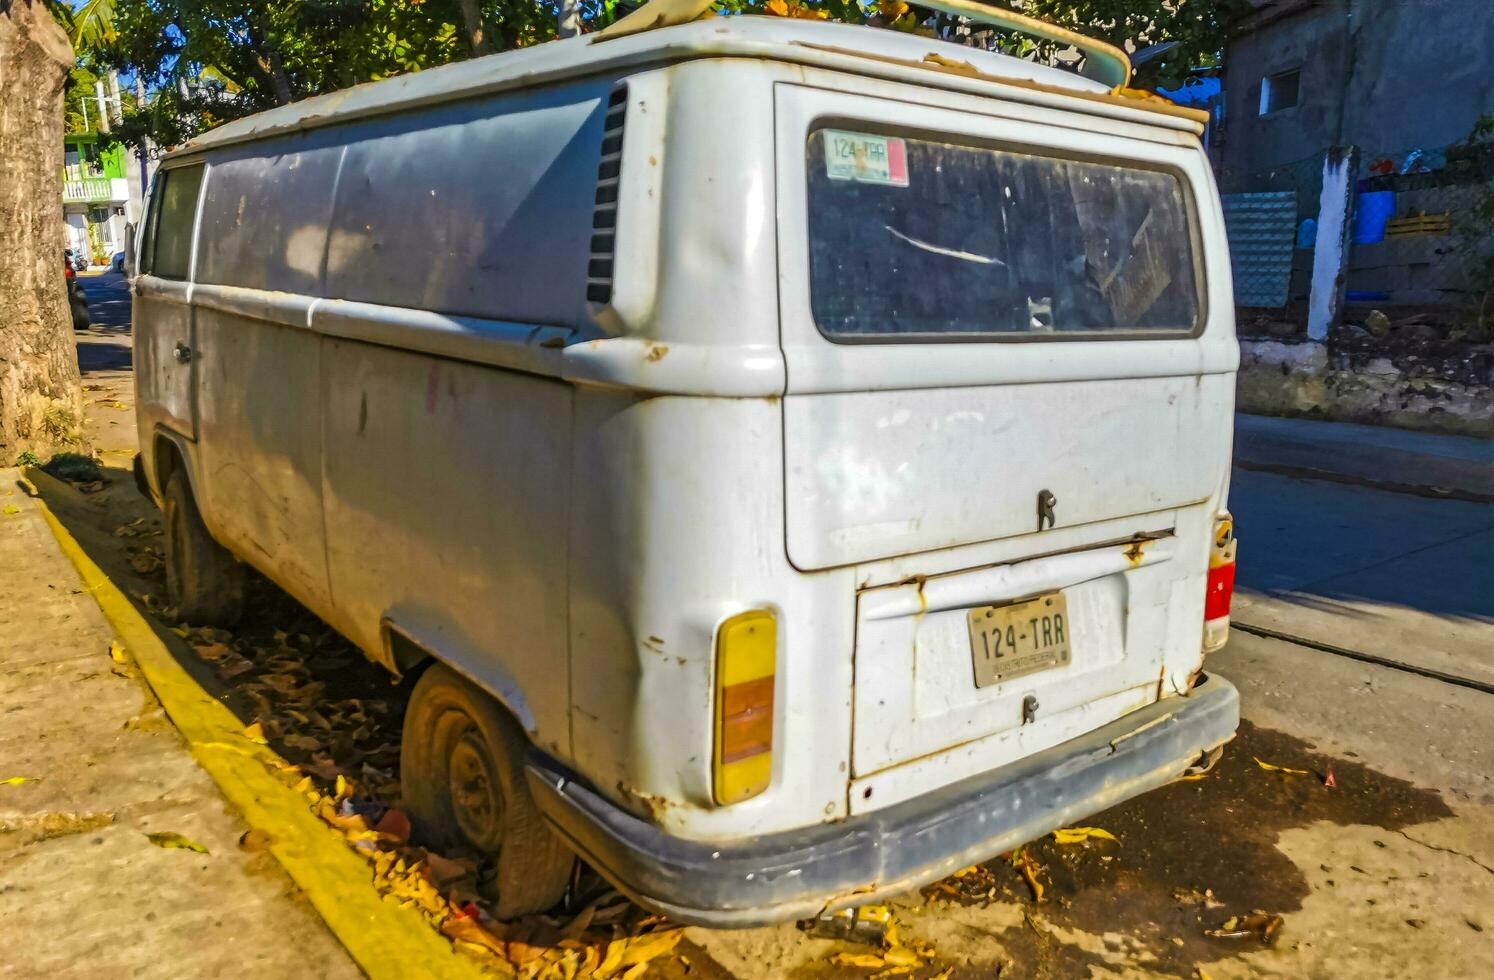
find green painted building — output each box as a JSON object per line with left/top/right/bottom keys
{"left": 63, "top": 134, "right": 132, "bottom": 266}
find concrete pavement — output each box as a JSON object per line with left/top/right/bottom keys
{"left": 1230, "top": 466, "right": 1494, "bottom": 689}
{"left": 0, "top": 469, "right": 360, "bottom": 979}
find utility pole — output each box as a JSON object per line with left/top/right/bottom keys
{"left": 134, "top": 73, "right": 151, "bottom": 203}
{"left": 558, "top": 0, "right": 581, "bottom": 38}
{"left": 94, "top": 79, "right": 111, "bottom": 133}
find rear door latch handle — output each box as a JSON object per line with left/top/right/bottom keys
{"left": 173, "top": 341, "right": 192, "bottom": 363}
{"left": 1036, "top": 489, "right": 1057, "bottom": 531}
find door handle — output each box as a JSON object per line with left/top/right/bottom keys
{"left": 173, "top": 341, "right": 192, "bottom": 363}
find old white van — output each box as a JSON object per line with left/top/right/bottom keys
{"left": 133, "top": 5, "right": 1240, "bottom": 927}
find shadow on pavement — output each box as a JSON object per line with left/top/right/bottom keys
{"left": 76, "top": 335, "right": 134, "bottom": 373}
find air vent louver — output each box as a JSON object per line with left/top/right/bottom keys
{"left": 587, "top": 85, "right": 627, "bottom": 305}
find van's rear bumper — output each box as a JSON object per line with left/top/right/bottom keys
{"left": 526, "top": 673, "right": 1238, "bottom": 928}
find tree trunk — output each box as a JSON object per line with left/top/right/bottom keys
{"left": 459, "top": 0, "right": 491, "bottom": 55}
{"left": 0, "top": 0, "right": 87, "bottom": 461}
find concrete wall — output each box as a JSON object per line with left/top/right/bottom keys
{"left": 1220, "top": 0, "right": 1494, "bottom": 194}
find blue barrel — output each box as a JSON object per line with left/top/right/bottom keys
{"left": 1353, "top": 191, "right": 1396, "bottom": 244}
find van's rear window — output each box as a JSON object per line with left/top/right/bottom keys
{"left": 806, "top": 130, "right": 1202, "bottom": 340}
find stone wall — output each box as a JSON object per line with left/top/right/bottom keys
{"left": 1237, "top": 337, "right": 1494, "bottom": 437}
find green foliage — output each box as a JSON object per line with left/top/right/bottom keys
{"left": 1005, "top": 0, "right": 1249, "bottom": 88}
{"left": 77, "top": 0, "right": 1246, "bottom": 150}
{"left": 43, "top": 452, "right": 104, "bottom": 483}
{"left": 14, "top": 451, "right": 44, "bottom": 468}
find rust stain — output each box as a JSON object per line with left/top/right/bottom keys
{"left": 1123, "top": 538, "right": 1150, "bottom": 567}
{"left": 644, "top": 344, "right": 669, "bottom": 363}
{"left": 615, "top": 780, "right": 673, "bottom": 822}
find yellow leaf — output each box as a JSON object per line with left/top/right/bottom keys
{"left": 1052, "top": 826, "right": 1119, "bottom": 845}
{"left": 1254, "top": 756, "right": 1310, "bottom": 776}
{"left": 831, "top": 953, "right": 887, "bottom": 969}
{"left": 2, "top": 776, "right": 39, "bottom": 787}
{"left": 244, "top": 721, "right": 268, "bottom": 744}
{"left": 597, "top": 939, "right": 628, "bottom": 977}
{"left": 146, "top": 831, "right": 209, "bottom": 854}
{"left": 883, "top": 946, "right": 921, "bottom": 967}
{"left": 952, "top": 865, "right": 981, "bottom": 878}
{"left": 110, "top": 641, "right": 127, "bottom": 664}
{"left": 618, "top": 929, "right": 683, "bottom": 967}
{"left": 764, "top": 0, "right": 788, "bottom": 13}
{"left": 335, "top": 774, "right": 352, "bottom": 799}
{"left": 2, "top": 505, "right": 19, "bottom": 515}
{"left": 1012, "top": 848, "right": 1045, "bottom": 902}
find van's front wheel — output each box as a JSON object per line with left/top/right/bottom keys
{"left": 163, "top": 470, "right": 243, "bottom": 626}
{"left": 402, "top": 663, "right": 574, "bottom": 918}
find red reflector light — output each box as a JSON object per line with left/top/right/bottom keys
{"left": 1205, "top": 560, "right": 1235, "bottom": 621}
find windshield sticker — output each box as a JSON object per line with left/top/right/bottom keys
{"left": 824, "top": 131, "right": 909, "bottom": 187}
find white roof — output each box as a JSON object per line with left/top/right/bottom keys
{"left": 175, "top": 17, "right": 1189, "bottom": 159}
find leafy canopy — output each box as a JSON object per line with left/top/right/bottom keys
{"left": 79, "top": 0, "right": 1245, "bottom": 148}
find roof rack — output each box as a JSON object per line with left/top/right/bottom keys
{"left": 593, "top": 0, "right": 1131, "bottom": 88}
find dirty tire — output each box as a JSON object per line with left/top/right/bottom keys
{"left": 70, "top": 295, "right": 90, "bottom": 330}
{"left": 163, "top": 469, "right": 244, "bottom": 627}
{"left": 402, "top": 663, "right": 574, "bottom": 918}
{"left": 132, "top": 453, "right": 154, "bottom": 505}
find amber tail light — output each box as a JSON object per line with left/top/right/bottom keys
{"left": 712, "top": 610, "right": 776, "bottom": 805}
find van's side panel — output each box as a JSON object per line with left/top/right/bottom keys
{"left": 191, "top": 137, "right": 345, "bottom": 610}
{"left": 566, "top": 393, "right": 856, "bottom": 839}
{"left": 320, "top": 340, "right": 574, "bottom": 754}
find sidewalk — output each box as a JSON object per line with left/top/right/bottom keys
{"left": 0, "top": 469, "right": 359, "bottom": 979}
{"left": 1234, "top": 413, "right": 1494, "bottom": 501}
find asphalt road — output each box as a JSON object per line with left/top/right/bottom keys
{"left": 75, "top": 269, "right": 132, "bottom": 331}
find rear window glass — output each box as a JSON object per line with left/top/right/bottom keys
{"left": 806, "top": 130, "right": 1201, "bottom": 341}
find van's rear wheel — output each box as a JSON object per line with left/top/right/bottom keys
{"left": 402, "top": 663, "right": 574, "bottom": 918}
{"left": 162, "top": 469, "right": 243, "bottom": 626}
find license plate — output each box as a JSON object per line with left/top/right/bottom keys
{"left": 967, "top": 592, "right": 1071, "bottom": 688}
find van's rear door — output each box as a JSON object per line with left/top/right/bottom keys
{"left": 773, "top": 83, "right": 1237, "bottom": 792}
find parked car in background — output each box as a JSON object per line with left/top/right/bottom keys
{"left": 112, "top": 250, "right": 126, "bottom": 273}
{"left": 65, "top": 253, "right": 89, "bottom": 329}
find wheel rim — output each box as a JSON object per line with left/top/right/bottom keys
{"left": 447, "top": 721, "right": 505, "bottom": 849}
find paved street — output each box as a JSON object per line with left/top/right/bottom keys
{"left": 9, "top": 302, "right": 1493, "bottom": 976}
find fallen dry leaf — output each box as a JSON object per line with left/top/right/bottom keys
{"left": 239, "top": 828, "right": 276, "bottom": 852}
{"left": 441, "top": 915, "right": 509, "bottom": 956}
{"left": 1206, "top": 911, "right": 1284, "bottom": 945}
{"left": 1052, "top": 826, "right": 1119, "bottom": 845}
{"left": 243, "top": 721, "right": 269, "bottom": 744}
{"left": 146, "top": 831, "right": 209, "bottom": 854}
{"left": 1253, "top": 757, "right": 1310, "bottom": 776}
{"left": 2, "top": 505, "right": 19, "bottom": 515}
{"left": 129, "top": 551, "right": 163, "bottom": 574}
{"left": 830, "top": 952, "right": 888, "bottom": 969}
{"left": 1012, "top": 847, "right": 1045, "bottom": 903}
{"left": 1, "top": 776, "right": 39, "bottom": 787}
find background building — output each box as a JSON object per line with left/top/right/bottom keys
{"left": 62, "top": 133, "right": 131, "bottom": 267}
{"left": 1216, "top": 0, "right": 1494, "bottom": 308}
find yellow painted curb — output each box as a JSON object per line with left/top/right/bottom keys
{"left": 26, "top": 472, "right": 493, "bottom": 980}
